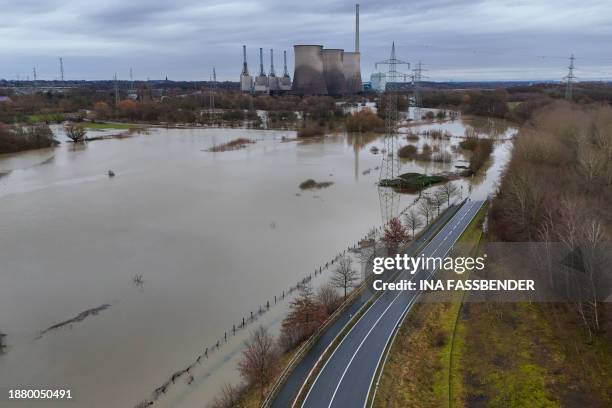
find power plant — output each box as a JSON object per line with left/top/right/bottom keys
{"left": 240, "top": 3, "right": 362, "bottom": 96}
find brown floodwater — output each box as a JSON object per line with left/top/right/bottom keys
{"left": 0, "top": 117, "right": 514, "bottom": 407}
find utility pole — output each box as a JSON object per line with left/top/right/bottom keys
{"left": 564, "top": 54, "right": 576, "bottom": 101}
{"left": 375, "top": 42, "right": 410, "bottom": 225}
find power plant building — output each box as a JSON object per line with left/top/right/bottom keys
{"left": 253, "top": 48, "right": 270, "bottom": 93}
{"left": 240, "top": 4, "right": 362, "bottom": 96}
{"left": 240, "top": 45, "right": 253, "bottom": 92}
{"left": 370, "top": 72, "right": 386, "bottom": 92}
{"left": 279, "top": 50, "right": 292, "bottom": 91}
{"left": 240, "top": 46, "right": 291, "bottom": 94}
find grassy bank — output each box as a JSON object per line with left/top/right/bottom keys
{"left": 374, "top": 198, "right": 612, "bottom": 408}
{"left": 82, "top": 122, "right": 143, "bottom": 130}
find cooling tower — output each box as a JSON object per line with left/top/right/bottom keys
{"left": 322, "top": 49, "right": 347, "bottom": 96}
{"left": 343, "top": 51, "right": 362, "bottom": 94}
{"left": 292, "top": 45, "right": 328, "bottom": 95}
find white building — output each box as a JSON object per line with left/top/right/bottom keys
{"left": 370, "top": 72, "right": 386, "bottom": 92}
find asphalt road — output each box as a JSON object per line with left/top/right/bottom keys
{"left": 301, "top": 200, "right": 484, "bottom": 408}
{"left": 270, "top": 202, "right": 463, "bottom": 408}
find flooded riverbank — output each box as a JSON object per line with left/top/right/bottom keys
{"left": 0, "top": 116, "right": 514, "bottom": 407}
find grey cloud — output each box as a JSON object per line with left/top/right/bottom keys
{"left": 1, "top": 0, "right": 611, "bottom": 81}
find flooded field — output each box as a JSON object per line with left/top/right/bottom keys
{"left": 0, "top": 116, "right": 515, "bottom": 407}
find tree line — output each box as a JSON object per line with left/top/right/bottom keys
{"left": 491, "top": 101, "right": 612, "bottom": 341}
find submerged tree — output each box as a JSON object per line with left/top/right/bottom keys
{"left": 64, "top": 123, "right": 87, "bottom": 143}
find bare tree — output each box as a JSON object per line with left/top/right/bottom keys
{"left": 557, "top": 196, "right": 583, "bottom": 297}
{"left": 505, "top": 170, "right": 544, "bottom": 238}
{"left": 579, "top": 217, "right": 607, "bottom": 338}
{"left": 64, "top": 123, "right": 87, "bottom": 143}
{"left": 211, "top": 383, "right": 242, "bottom": 408}
{"left": 404, "top": 209, "right": 423, "bottom": 239}
{"left": 330, "top": 256, "right": 359, "bottom": 299}
{"left": 432, "top": 189, "right": 446, "bottom": 216}
{"left": 238, "top": 326, "right": 278, "bottom": 402}
{"left": 418, "top": 197, "right": 435, "bottom": 224}
{"left": 440, "top": 182, "right": 459, "bottom": 206}
{"left": 316, "top": 283, "right": 341, "bottom": 316}
{"left": 577, "top": 139, "right": 604, "bottom": 191}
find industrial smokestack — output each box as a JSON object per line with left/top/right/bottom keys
{"left": 241, "top": 45, "right": 249, "bottom": 76}
{"left": 240, "top": 45, "right": 253, "bottom": 92}
{"left": 259, "top": 47, "right": 265, "bottom": 76}
{"left": 292, "top": 45, "right": 328, "bottom": 95}
{"left": 269, "top": 49, "right": 279, "bottom": 91}
{"left": 355, "top": 4, "right": 360, "bottom": 52}
{"left": 344, "top": 4, "right": 362, "bottom": 94}
{"left": 283, "top": 51, "right": 289, "bottom": 77}
{"left": 254, "top": 47, "right": 269, "bottom": 93}
{"left": 279, "top": 50, "right": 292, "bottom": 91}
{"left": 323, "top": 49, "right": 347, "bottom": 96}
{"left": 269, "top": 49, "right": 276, "bottom": 77}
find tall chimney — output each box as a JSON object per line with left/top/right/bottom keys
{"left": 283, "top": 50, "right": 289, "bottom": 77}
{"left": 355, "top": 4, "right": 360, "bottom": 53}
{"left": 270, "top": 49, "right": 276, "bottom": 77}
{"left": 259, "top": 47, "right": 265, "bottom": 76}
{"left": 241, "top": 45, "right": 249, "bottom": 76}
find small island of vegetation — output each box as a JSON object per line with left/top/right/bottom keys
{"left": 299, "top": 179, "right": 334, "bottom": 190}
{"left": 379, "top": 172, "right": 447, "bottom": 192}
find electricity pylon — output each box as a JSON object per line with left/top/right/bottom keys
{"left": 412, "top": 61, "right": 427, "bottom": 119}
{"left": 564, "top": 54, "right": 576, "bottom": 101}
{"left": 375, "top": 42, "right": 410, "bottom": 226}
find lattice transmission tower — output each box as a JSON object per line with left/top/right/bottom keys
{"left": 411, "top": 61, "right": 427, "bottom": 119}
{"left": 210, "top": 67, "right": 217, "bottom": 123}
{"left": 564, "top": 54, "right": 576, "bottom": 101}
{"left": 375, "top": 42, "right": 410, "bottom": 226}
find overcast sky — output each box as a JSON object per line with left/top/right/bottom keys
{"left": 1, "top": 0, "right": 611, "bottom": 82}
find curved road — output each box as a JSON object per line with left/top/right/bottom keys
{"left": 301, "top": 200, "right": 484, "bottom": 408}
